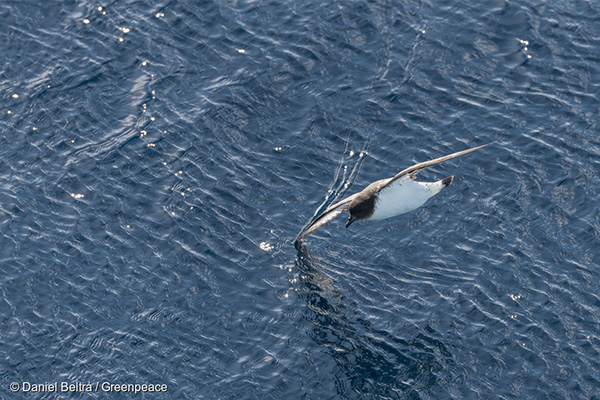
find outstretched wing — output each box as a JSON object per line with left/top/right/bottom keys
{"left": 296, "top": 192, "right": 360, "bottom": 241}
{"left": 383, "top": 142, "right": 494, "bottom": 189}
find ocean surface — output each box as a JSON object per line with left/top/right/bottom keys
{"left": 1, "top": 0, "right": 600, "bottom": 398}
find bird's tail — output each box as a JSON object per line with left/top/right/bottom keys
{"left": 442, "top": 176, "right": 453, "bottom": 187}
{"left": 424, "top": 176, "right": 454, "bottom": 197}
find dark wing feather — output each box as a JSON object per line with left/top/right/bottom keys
{"left": 296, "top": 192, "right": 360, "bottom": 240}
{"left": 382, "top": 142, "right": 494, "bottom": 189}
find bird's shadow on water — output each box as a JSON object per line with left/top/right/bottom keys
{"left": 293, "top": 239, "right": 457, "bottom": 399}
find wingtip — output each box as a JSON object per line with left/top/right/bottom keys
{"left": 469, "top": 141, "right": 496, "bottom": 152}
{"left": 480, "top": 141, "right": 497, "bottom": 149}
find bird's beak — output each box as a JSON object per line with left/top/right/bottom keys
{"left": 346, "top": 215, "right": 356, "bottom": 228}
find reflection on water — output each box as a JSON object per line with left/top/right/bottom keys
{"left": 295, "top": 241, "right": 453, "bottom": 399}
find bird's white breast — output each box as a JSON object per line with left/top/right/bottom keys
{"left": 369, "top": 177, "right": 443, "bottom": 221}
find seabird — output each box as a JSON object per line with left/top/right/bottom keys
{"left": 297, "top": 142, "right": 493, "bottom": 241}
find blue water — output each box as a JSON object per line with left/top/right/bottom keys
{"left": 1, "top": 0, "right": 600, "bottom": 398}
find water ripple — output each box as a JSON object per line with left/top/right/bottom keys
{"left": 2, "top": 0, "right": 600, "bottom": 398}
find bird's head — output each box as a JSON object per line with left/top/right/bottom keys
{"left": 346, "top": 193, "right": 376, "bottom": 228}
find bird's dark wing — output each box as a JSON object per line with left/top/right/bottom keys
{"left": 382, "top": 142, "right": 494, "bottom": 189}
{"left": 296, "top": 192, "right": 360, "bottom": 241}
